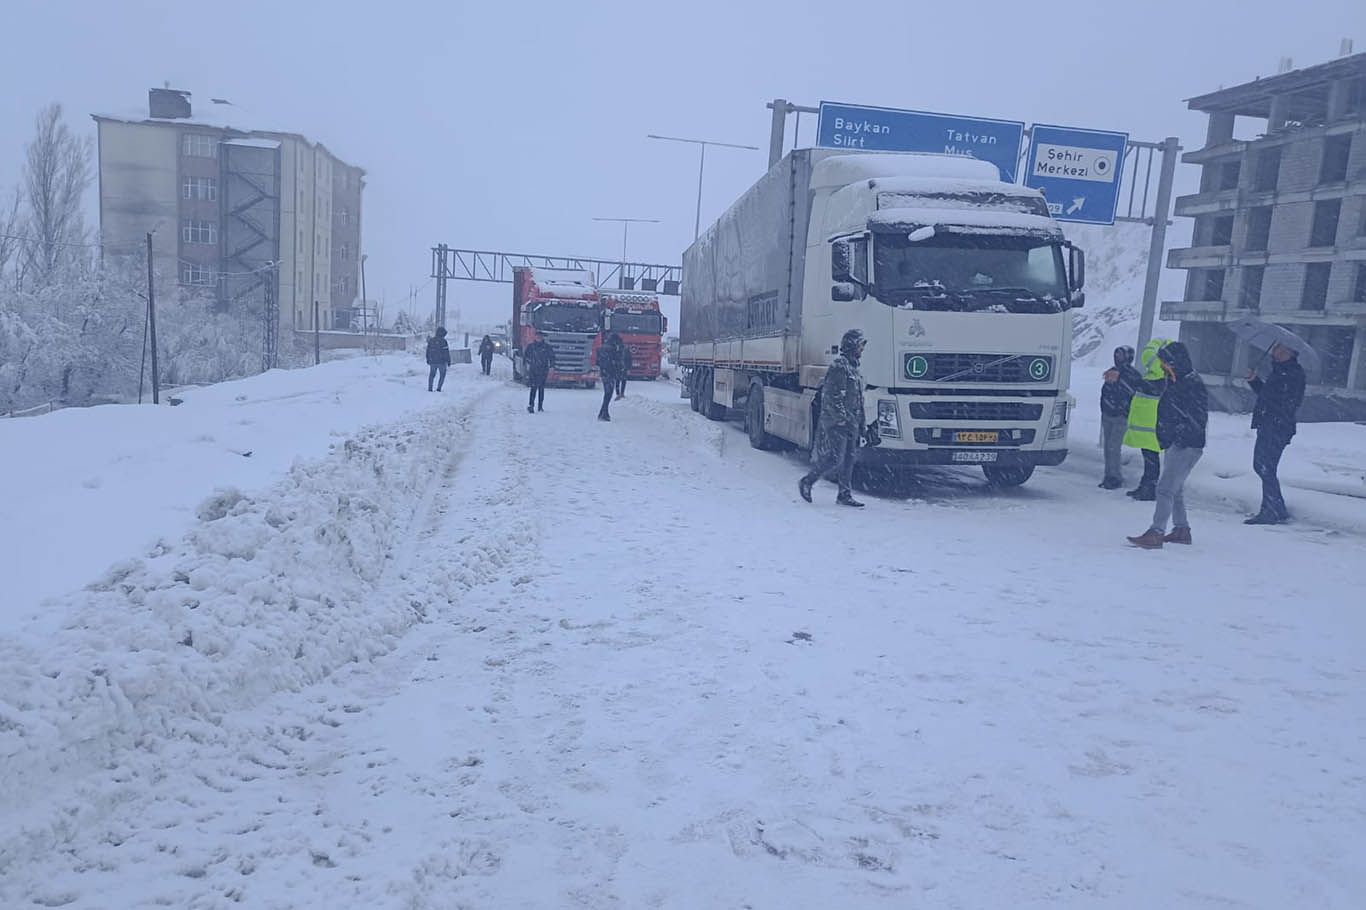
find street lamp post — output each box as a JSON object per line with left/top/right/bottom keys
{"left": 647, "top": 134, "right": 759, "bottom": 240}
{"left": 592, "top": 216, "right": 661, "bottom": 286}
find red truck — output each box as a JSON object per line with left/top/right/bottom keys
{"left": 600, "top": 291, "right": 667, "bottom": 381}
{"left": 511, "top": 266, "right": 602, "bottom": 387}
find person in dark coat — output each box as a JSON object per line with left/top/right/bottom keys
{"left": 425, "top": 326, "right": 451, "bottom": 392}
{"left": 595, "top": 333, "right": 628, "bottom": 421}
{"left": 1128, "top": 342, "right": 1207, "bottom": 549}
{"left": 799, "top": 329, "right": 871, "bottom": 508}
{"left": 1099, "top": 345, "right": 1140, "bottom": 489}
{"left": 615, "top": 344, "right": 633, "bottom": 400}
{"left": 1245, "top": 343, "right": 1307, "bottom": 524}
{"left": 478, "top": 335, "right": 495, "bottom": 376}
{"left": 523, "top": 331, "right": 555, "bottom": 413}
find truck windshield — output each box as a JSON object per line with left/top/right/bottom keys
{"left": 610, "top": 312, "right": 662, "bottom": 334}
{"left": 533, "top": 304, "right": 600, "bottom": 334}
{"left": 873, "top": 234, "right": 1068, "bottom": 313}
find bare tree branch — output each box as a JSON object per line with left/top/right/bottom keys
{"left": 22, "top": 103, "right": 92, "bottom": 287}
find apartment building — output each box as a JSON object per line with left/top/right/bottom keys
{"left": 1164, "top": 51, "right": 1366, "bottom": 417}
{"left": 93, "top": 88, "right": 365, "bottom": 336}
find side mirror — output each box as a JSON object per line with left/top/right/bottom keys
{"left": 831, "top": 241, "right": 854, "bottom": 283}
{"left": 832, "top": 282, "right": 863, "bottom": 302}
{"left": 1068, "top": 245, "right": 1086, "bottom": 291}
{"left": 1070, "top": 290, "right": 1086, "bottom": 309}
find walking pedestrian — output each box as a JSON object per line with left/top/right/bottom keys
{"left": 1099, "top": 345, "right": 1140, "bottom": 489}
{"left": 1123, "top": 336, "right": 1171, "bottom": 501}
{"left": 1244, "top": 343, "right": 1306, "bottom": 525}
{"left": 425, "top": 326, "right": 451, "bottom": 392}
{"left": 478, "top": 335, "right": 495, "bottom": 376}
{"left": 615, "top": 343, "right": 633, "bottom": 400}
{"left": 799, "top": 329, "right": 870, "bottom": 508}
{"left": 1128, "top": 342, "right": 1207, "bottom": 549}
{"left": 524, "top": 331, "right": 555, "bottom": 413}
{"left": 596, "top": 333, "right": 628, "bottom": 421}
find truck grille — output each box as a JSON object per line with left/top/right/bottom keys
{"left": 913, "top": 429, "right": 1038, "bottom": 446}
{"left": 909, "top": 402, "right": 1044, "bottom": 421}
{"left": 547, "top": 334, "right": 594, "bottom": 374}
{"left": 904, "top": 353, "right": 1054, "bottom": 384}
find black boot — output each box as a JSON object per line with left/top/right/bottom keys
{"left": 836, "top": 492, "right": 865, "bottom": 508}
{"left": 798, "top": 477, "right": 813, "bottom": 503}
{"left": 1131, "top": 485, "right": 1156, "bottom": 502}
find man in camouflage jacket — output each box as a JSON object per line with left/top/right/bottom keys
{"left": 799, "top": 328, "right": 869, "bottom": 507}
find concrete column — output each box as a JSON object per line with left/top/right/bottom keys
{"left": 1348, "top": 325, "right": 1366, "bottom": 390}
{"left": 1326, "top": 80, "right": 1350, "bottom": 122}
{"left": 1268, "top": 94, "right": 1291, "bottom": 131}
{"left": 1206, "top": 112, "right": 1236, "bottom": 146}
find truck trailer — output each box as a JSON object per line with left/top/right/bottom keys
{"left": 678, "top": 148, "right": 1086, "bottom": 487}
{"left": 510, "top": 266, "right": 602, "bottom": 388}
{"left": 600, "top": 291, "right": 667, "bottom": 381}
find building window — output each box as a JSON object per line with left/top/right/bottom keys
{"left": 1320, "top": 134, "right": 1352, "bottom": 184}
{"left": 181, "top": 220, "right": 217, "bottom": 245}
{"left": 182, "top": 133, "right": 218, "bottom": 158}
{"left": 1245, "top": 206, "right": 1273, "bottom": 251}
{"left": 1191, "top": 268, "right": 1225, "bottom": 302}
{"left": 181, "top": 264, "right": 217, "bottom": 286}
{"left": 1309, "top": 200, "right": 1341, "bottom": 247}
{"left": 1253, "top": 147, "right": 1281, "bottom": 192}
{"left": 299, "top": 230, "right": 305, "bottom": 250}
{"left": 1301, "top": 262, "right": 1331, "bottom": 310}
{"left": 1205, "top": 214, "right": 1234, "bottom": 246}
{"left": 1212, "top": 159, "right": 1241, "bottom": 191}
{"left": 340, "top": 206, "right": 350, "bottom": 225}
{"left": 182, "top": 176, "right": 217, "bottom": 201}
{"left": 339, "top": 241, "right": 350, "bottom": 262}
{"left": 1355, "top": 263, "right": 1366, "bottom": 304}
{"left": 1239, "top": 266, "right": 1264, "bottom": 310}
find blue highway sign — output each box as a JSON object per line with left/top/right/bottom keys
{"left": 1024, "top": 124, "right": 1130, "bottom": 225}
{"left": 817, "top": 101, "right": 1026, "bottom": 182}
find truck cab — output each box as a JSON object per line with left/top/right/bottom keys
{"left": 601, "top": 292, "right": 667, "bottom": 381}
{"left": 511, "top": 267, "right": 602, "bottom": 387}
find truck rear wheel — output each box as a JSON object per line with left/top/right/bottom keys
{"left": 688, "top": 371, "right": 702, "bottom": 412}
{"left": 983, "top": 464, "right": 1035, "bottom": 488}
{"left": 701, "top": 370, "right": 726, "bottom": 421}
{"left": 745, "top": 382, "right": 779, "bottom": 450}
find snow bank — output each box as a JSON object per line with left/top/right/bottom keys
{"left": 0, "top": 354, "right": 469, "bottom": 629}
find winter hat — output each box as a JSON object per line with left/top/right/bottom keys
{"left": 436, "top": 326, "right": 447, "bottom": 337}
{"left": 840, "top": 329, "right": 866, "bottom": 356}
{"left": 1114, "top": 345, "right": 1134, "bottom": 363}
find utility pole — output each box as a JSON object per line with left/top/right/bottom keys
{"left": 593, "top": 217, "right": 661, "bottom": 288}
{"left": 1137, "top": 137, "right": 1181, "bottom": 350}
{"left": 146, "top": 232, "right": 160, "bottom": 404}
{"left": 647, "top": 134, "right": 759, "bottom": 240}
{"left": 314, "top": 300, "right": 321, "bottom": 365}
{"left": 765, "top": 99, "right": 819, "bottom": 168}
{"left": 360, "top": 253, "right": 369, "bottom": 334}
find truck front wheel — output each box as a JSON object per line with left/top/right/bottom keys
{"left": 983, "top": 464, "right": 1035, "bottom": 488}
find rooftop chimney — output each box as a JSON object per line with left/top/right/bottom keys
{"left": 1277, "top": 57, "right": 1294, "bottom": 74}
{"left": 1342, "top": 38, "right": 1355, "bottom": 57}
{"left": 149, "top": 88, "right": 192, "bottom": 120}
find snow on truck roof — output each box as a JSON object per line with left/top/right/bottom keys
{"left": 869, "top": 206, "right": 1062, "bottom": 238}
{"left": 527, "top": 267, "right": 598, "bottom": 298}
{"left": 810, "top": 152, "right": 999, "bottom": 189}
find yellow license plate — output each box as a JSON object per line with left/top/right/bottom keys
{"left": 955, "top": 431, "right": 998, "bottom": 444}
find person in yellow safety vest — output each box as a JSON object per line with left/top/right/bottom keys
{"left": 1122, "top": 336, "right": 1171, "bottom": 501}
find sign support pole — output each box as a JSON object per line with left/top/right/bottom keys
{"left": 1137, "top": 137, "right": 1180, "bottom": 350}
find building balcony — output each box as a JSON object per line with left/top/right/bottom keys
{"left": 1167, "top": 245, "right": 1235, "bottom": 269}
{"left": 1173, "top": 190, "right": 1241, "bottom": 217}
{"left": 1161, "top": 299, "right": 1235, "bottom": 322}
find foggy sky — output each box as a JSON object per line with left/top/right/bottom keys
{"left": 1, "top": 0, "right": 1361, "bottom": 332}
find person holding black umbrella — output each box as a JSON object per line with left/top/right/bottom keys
{"left": 1244, "top": 343, "right": 1306, "bottom": 525}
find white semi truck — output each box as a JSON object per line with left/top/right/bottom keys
{"left": 677, "top": 149, "right": 1086, "bottom": 487}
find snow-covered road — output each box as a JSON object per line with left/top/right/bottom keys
{"left": 3, "top": 370, "right": 1363, "bottom": 909}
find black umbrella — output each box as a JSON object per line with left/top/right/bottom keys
{"left": 1226, "top": 317, "right": 1322, "bottom": 382}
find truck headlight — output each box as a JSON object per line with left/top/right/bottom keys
{"left": 877, "top": 399, "right": 901, "bottom": 438}
{"left": 1047, "top": 400, "right": 1069, "bottom": 440}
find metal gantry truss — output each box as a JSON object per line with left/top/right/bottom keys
{"left": 430, "top": 244, "right": 682, "bottom": 328}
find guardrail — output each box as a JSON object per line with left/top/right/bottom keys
{"left": 2, "top": 400, "right": 59, "bottom": 419}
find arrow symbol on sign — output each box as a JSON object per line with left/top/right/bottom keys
{"left": 1067, "top": 197, "right": 1085, "bottom": 215}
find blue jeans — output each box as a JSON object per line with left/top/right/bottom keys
{"left": 428, "top": 364, "right": 447, "bottom": 390}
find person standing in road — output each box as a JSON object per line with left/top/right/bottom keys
{"left": 1244, "top": 343, "right": 1306, "bottom": 525}
{"left": 426, "top": 326, "right": 451, "bottom": 392}
{"left": 799, "top": 329, "right": 869, "bottom": 508}
{"left": 615, "top": 343, "right": 633, "bottom": 400}
{"left": 1123, "top": 336, "right": 1171, "bottom": 501}
{"left": 1128, "top": 342, "right": 1207, "bottom": 549}
{"left": 478, "top": 335, "right": 496, "bottom": 376}
{"left": 524, "top": 331, "right": 555, "bottom": 413}
{"left": 1099, "top": 345, "right": 1140, "bottom": 490}
{"left": 596, "top": 333, "right": 628, "bottom": 421}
